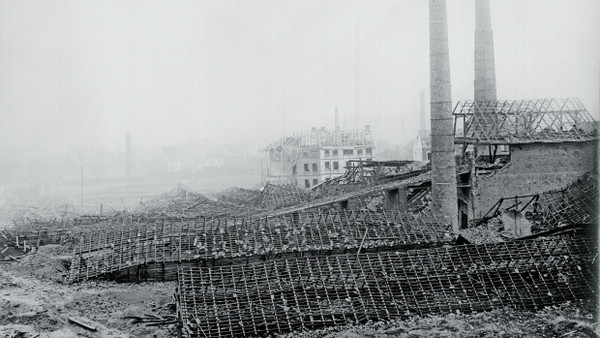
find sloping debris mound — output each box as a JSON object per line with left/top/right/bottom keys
{"left": 12, "top": 245, "right": 68, "bottom": 283}
{"left": 175, "top": 233, "right": 597, "bottom": 338}
{"left": 68, "top": 210, "right": 452, "bottom": 283}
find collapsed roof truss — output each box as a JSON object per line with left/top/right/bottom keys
{"left": 453, "top": 98, "right": 598, "bottom": 144}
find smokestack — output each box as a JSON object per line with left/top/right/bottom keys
{"left": 80, "top": 166, "right": 84, "bottom": 206}
{"left": 335, "top": 106, "right": 340, "bottom": 131}
{"left": 126, "top": 132, "right": 132, "bottom": 177}
{"left": 474, "top": 0, "right": 497, "bottom": 132}
{"left": 429, "top": 0, "right": 458, "bottom": 231}
{"left": 420, "top": 91, "right": 427, "bottom": 130}
{"left": 355, "top": 18, "right": 360, "bottom": 129}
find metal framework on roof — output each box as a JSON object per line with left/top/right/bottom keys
{"left": 264, "top": 128, "right": 374, "bottom": 151}
{"left": 258, "top": 182, "right": 313, "bottom": 209}
{"left": 453, "top": 98, "right": 598, "bottom": 145}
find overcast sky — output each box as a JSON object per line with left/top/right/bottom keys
{"left": 0, "top": 0, "right": 598, "bottom": 156}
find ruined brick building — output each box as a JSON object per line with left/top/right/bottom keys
{"left": 454, "top": 98, "right": 598, "bottom": 223}
{"left": 429, "top": 0, "right": 598, "bottom": 227}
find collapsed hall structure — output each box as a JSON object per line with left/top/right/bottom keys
{"left": 454, "top": 98, "right": 597, "bottom": 223}
{"left": 1, "top": 1, "right": 597, "bottom": 337}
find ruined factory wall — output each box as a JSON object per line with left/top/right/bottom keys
{"left": 473, "top": 141, "right": 596, "bottom": 219}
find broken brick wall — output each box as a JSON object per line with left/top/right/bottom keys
{"left": 472, "top": 141, "right": 596, "bottom": 220}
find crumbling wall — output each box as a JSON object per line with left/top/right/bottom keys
{"left": 473, "top": 141, "right": 596, "bottom": 219}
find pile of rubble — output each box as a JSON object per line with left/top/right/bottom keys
{"left": 1, "top": 174, "right": 597, "bottom": 337}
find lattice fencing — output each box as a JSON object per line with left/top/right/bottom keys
{"left": 68, "top": 210, "right": 452, "bottom": 283}
{"left": 176, "top": 234, "right": 597, "bottom": 337}
{"left": 534, "top": 173, "right": 598, "bottom": 228}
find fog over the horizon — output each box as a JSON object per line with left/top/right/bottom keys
{"left": 0, "top": 0, "right": 599, "bottom": 157}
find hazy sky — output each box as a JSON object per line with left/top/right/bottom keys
{"left": 0, "top": 0, "right": 599, "bottom": 156}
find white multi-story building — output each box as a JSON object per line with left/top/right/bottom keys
{"left": 263, "top": 126, "right": 375, "bottom": 188}
{"left": 412, "top": 130, "right": 431, "bottom": 161}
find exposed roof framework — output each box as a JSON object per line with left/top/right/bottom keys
{"left": 312, "top": 161, "right": 427, "bottom": 200}
{"left": 131, "top": 184, "right": 205, "bottom": 215}
{"left": 264, "top": 128, "right": 374, "bottom": 151}
{"left": 214, "top": 187, "right": 262, "bottom": 207}
{"left": 453, "top": 98, "right": 598, "bottom": 145}
{"left": 258, "top": 182, "right": 313, "bottom": 209}
{"left": 128, "top": 184, "right": 257, "bottom": 218}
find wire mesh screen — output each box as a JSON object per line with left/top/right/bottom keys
{"left": 176, "top": 234, "right": 597, "bottom": 337}
{"left": 69, "top": 210, "right": 452, "bottom": 282}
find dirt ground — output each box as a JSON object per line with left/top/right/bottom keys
{"left": 0, "top": 254, "right": 177, "bottom": 338}
{"left": 1, "top": 242, "right": 598, "bottom": 338}
{"left": 279, "top": 300, "right": 599, "bottom": 338}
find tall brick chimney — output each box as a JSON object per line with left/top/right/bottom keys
{"left": 429, "top": 0, "right": 458, "bottom": 231}
{"left": 126, "top": 132, "right": 132, "bottom": 177}
{"left": 420, "top": 91, "right": 427, "bottom": 130}
{"left": 474, "top": 0, "right": 497, "bottom": 133}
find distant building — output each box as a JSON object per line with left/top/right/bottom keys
{"left": 263, "top": 126, "right": 375, "bottom": 188}
{"left": 412, "top": 91, "right": 432, "bottom": 162}
{"left": 201, "top": 157, "right": 225, "bottom": 169}
{"left": 412, "top": 130, "right": 431, "bottom": 161}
